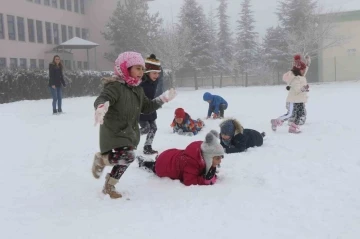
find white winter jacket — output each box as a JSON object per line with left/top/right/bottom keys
{"left": 286, "top": 74, "right": 308, "bottom": 103}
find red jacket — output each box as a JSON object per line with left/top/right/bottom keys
{"left": 154, "top": 141, "right": 210, "bottom": 186}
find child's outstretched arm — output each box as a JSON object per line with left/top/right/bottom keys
{"left": 94, "top": 83, "right": 119, "bottom": 108}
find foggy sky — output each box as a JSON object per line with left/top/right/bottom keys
{"left": 148, "top": 0, "right": 360, "bottom": 37}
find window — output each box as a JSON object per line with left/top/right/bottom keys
{"left": 81, "top": 28, "right": 88, "bottom": 39}
{"left": 17, "top": 17, "right": 25, "bottom": 41}
{"left": 35, "top": 0, "right": 41, "bottom": 3}
{"left": 7, "top": 15, "right": 16, "bottom": 40}
{"left": 64, "top": 60, "right": 71, "bottom": 69}
{"left": 27, "top": 19, "right": 35, "bottom": 42}
{"left": 60, "top": 0, "right": 65, "bottom": 9}
{"left": 0, "top": 14, "right": 4, "bottom": 39}
{"left": 61, "top": 25, "right": 67, "bottom": 42}
{"left": 10, "top": 58, "right": 18, "bottom": 69}
{"left": 45, "top": 22, "right": 52, "bottom": 44}
{"left": 38, "top": 59, "right": 45, "bottom": 69}
{"left": 66, "top": 0, "right": 72, "bottom": 11}
{"left": 44, "top": 0, "right": 50, "bottom": 6}
{"left": 74, "top": 0, "right": 79, "bottom": 12}
{"left": 53, "top": 23, "right": 59, "bottom": 44}
{"left": 83, "top": 61, "right": 88, "bottom": 70}
{"left": 77, "top": 61, "right": 82, "bottom": 69}
{"left": 27, "top": 0, "right": 33, "bottom": 2}
{"left": 52, "top": 0, "right": 57, "bottom": 8}
{"left": 20, "top": 58, "right": 27, "bottom": 69}
{"left": 30, "top": 59, "right": 37, "bottom": 69}
{"left": 80, "top": 0, "right": 84, "bottom": 14}
{"left": 0, "top": 58, "right": 6, "bottom": 68}
{"left": 36, "top": 20, "right": 43, "bottom": 43}
{"left": 68, "top": 26, "right": 73, "bottom": 39}
{"left": 347, "top": 49, "right": 356, "bottom": 56}
{"left": 72, "top": 61, "right": 76, "bottom": 69}
{"left": 75, "top": 27, "right": 80, "bottom": 37}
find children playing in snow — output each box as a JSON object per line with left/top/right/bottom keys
{"left": 271, "top": 54, "right": 309, "bottom": 134}
{"left": 203, "top": 92, "right": 228, "bottom": 119}
{"left": 91, "top": 51, "right": 176, "bottom": 199}
{"left": 220, "top": 119, "right": 265, "bottom": 154}
{"left": 171, "top": 108, "right": 205, "bottom": 136}
{"left": 138, "top": 130, "right": 224, "bottom": 186}
{"left": 139, "top": 54, "right": 162, "bottom": 155}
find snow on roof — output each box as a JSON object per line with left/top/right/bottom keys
{"left": 56, "top": 37, "right": 99, "bottom": 49}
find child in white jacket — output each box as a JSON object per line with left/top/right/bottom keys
{"left": 271, "top": 55, "right": 309, "bottom": 133}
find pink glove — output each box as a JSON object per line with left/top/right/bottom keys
{"left": 159, "top": 88, "right": 177, "bottom": 103}
{"left": 94, "top": 101, "right": 109, "bottom": 126}
{"left": 204, "top": 175, "right": 217, "bottom": 185}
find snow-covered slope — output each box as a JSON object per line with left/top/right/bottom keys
{"left": 1, "top": 82, "right": 360, "bottom": 239}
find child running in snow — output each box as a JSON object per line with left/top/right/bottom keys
{"left": 138, "top": 130, "right": 224, "bottom": 186}
{"left": 92, "top": 52, "right": 176, "bottom": 199}
{"left": 271, "top": 54, "right": 309, "bottom": 134}
{"left": 171, "top": 108, "right": 205, "bottom": 136}
{"left": 139, "top": 54, "right": 162, "bottom": 155}
{"left": 203, "top": 92, "right": 228, "bottom": 119}
{"left": 220, "top": 119, "right": 265, "bottom": 154}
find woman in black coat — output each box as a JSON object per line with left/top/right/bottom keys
{"left": 220, "top": 119, "right": 265, "bottom": 154}
{"left": 139, "top": 54, "right": 161, "bottom": 155}
{"left": 48, "top": 55, "right": 66, "bottom": 114}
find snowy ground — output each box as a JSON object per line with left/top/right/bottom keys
{"left": 1, "top": 81, "right": 360, "bottom": 239}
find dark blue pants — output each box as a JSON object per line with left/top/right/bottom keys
{"left": 49, "top": 87, "right": 62, "bottom": 111}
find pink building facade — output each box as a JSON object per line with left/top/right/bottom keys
{"left": 0, "top": 0, "right": 152, "bottom": 71}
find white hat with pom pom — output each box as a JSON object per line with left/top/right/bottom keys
{"left": 200, "top": 130, "right": 225, "bottom": 174}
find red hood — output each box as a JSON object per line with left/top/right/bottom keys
{"left": 183, "top": 141, "right": 204, "bottom": 167}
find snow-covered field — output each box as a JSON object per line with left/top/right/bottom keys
{"left": 1, "top": 81, "right": 360, "bottom": 239}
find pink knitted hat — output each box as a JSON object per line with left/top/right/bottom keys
{"left": 114, "top": 52, "right": 145, "bottom": 86}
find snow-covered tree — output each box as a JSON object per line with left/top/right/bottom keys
{"left": 236, "top": 0, "right": 258, "bottom": 87}
{"left": 216, "top": 0, "right": 233, "bottom": 87}
{"left": 206, "top": 7, "right": 219, "bottom": 88}
{"left": 179, "top": 0, "right": 213, "bottom": 90}
{"left": 102, "top": 0, "right": 162, "bottom": 61}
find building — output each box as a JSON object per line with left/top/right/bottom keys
{"left": 318, "top": 10, "right": 360, "bottom": 82}
{"left": 0, "top": 0, "right": 153, "bottom": 71}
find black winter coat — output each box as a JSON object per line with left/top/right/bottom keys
{"left": 221, "top": 129, "right": 263, "bottom": 154}
{"left": 139, "top": 75, "right": 159, "bottom": 121}
{"left": 49, "top": 63, "right": 66, "bottom": 87}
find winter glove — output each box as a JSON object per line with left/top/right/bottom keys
{"left": 177, "top": 129, "right": 185, "bottom": 135}
{"left": 159, "top": 88, "right": 177, "bottom": 103}
{"left": 301, "top": 85, "right": 309, "bottom": 92}
{"left": 185, "top": 132, "right": 193, "bottom": 136}
{"left": 286, "top": 86, "right": 290, "bottom": 91}
{"left": 212, "top": 113, "right": 219, "bottom": 119}
{"left": 94, "top": 101, "right": 109, "bottom": 126}
{"left": 204, "top": 175, "right": 217, "bottom": 185}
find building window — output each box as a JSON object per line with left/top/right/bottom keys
{"left": 64, "top": 60, "right": 71, "bottom": 69}
{"left": 27, "top": 0, "right": 33, "bottom": 2}
{"left": 81, "top": 28, "right": 88, "bottom": 39}
{"left": 72, "top": 61, "right": 76, "bottom": 69}
{"left": 30, "top": 59, "right": 37, "bottom": 69}
{"left": 0, "top": 58, "right": 6, "bottom": 68}
{"left": 7, "top": 15, "right": 16, "bottom": 40}
{"left": 45, "top": 22, "right": 52, "bottom": 44}
{"left": 66, "top": 0, "right": 72, "bottom": 11}
{"left": 61, "top": 25, "right": 67, "bottom": 42}
{"left": 38, "top": 59, "right": 45, "bottom": 69}
{"left": 75, "top": 27, "right": 80, "bottom": 37}
{"left": 53, "top": 23, "right": 59, "bottom": 44}
{"left": 74, "top": 0, "right": 79, "bottom": 12}
{"left": 347, "top": 49, "right": 356, "bottom": 56}
{"left": 80, "top": 0, "right": 84, "bottom": 14}
{"left": 27, "top": 19, "right": 35, "bottom": 42}
{"left": 83, "top": 61, "right": 88, "bottom": 70}
{"left": 44, "top": 0, "right": 50, "bottom": 6}
{"left": 10, "top": 58, "right": 18, "bottom": 69}
{"left": 52, "top": 0, "right": 57, "bottom": 8}
{"left": 35, "top": 0, "right": 41, "bottom": 3}
{"left": 0, "top": 14, "right": 4, "bottom": 39}
{"left": 68, "top": 26, "right": 73, "bottom": 39}
{"left": 77, "top": 61, "right": 82, "bottom": 69}
{"left": 60, "top": 0, "right": 65, "bottom": 9}
{"left": 36, "top": 20, "right": 43, "bottom": 43}
{"left": 17, "top": 17, "right": 25, "bottom": 41}
{"left": 20, "top": 58, "right": 27, "bottom": 69}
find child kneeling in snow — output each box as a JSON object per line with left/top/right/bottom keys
{"left": 171, "top": 108, "right": 205, "bottom": 136}
{"left": 203, "top": 92, "right": 228, "bottom": 119}
{"left": 220, "top": 119, "right": 265, "bottom": 154}
{"left": 91, "top": 52, "right": 176, "bottom": 199}
{"left": 138, "top": 130, "right": 224, "bottom": 186}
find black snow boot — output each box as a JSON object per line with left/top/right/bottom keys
{"left": 53, "top": 109, "right": 58, "bottom": 115}
{"left": 143, "top": 145, "right": 158, "bottom": 155}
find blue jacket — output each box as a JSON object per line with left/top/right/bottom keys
{"left": 139, "top": 74, "right": 159, "bottom": 121}
{"left": 203, "top": 92, "right": 228, "bottom": 117}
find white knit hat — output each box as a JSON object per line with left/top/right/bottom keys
{"left": 200, "top": 130, "right": 225, "bottom": 174}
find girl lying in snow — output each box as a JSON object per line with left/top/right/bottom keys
{"left": 137, "top": 130, "right": 224, "bottom": 186}
{"left": 220, "top": 119, "right": 265, "bottom": 154}
{"left": 171, "top": 108, "right": 205, "bottom": 136}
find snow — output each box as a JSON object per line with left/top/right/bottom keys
{"left": 1, "top": 81, "right": 360, "bottom": 239}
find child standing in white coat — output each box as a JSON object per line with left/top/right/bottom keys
{"left": 271, "top": 55, "right": 309, "bottom": 133}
